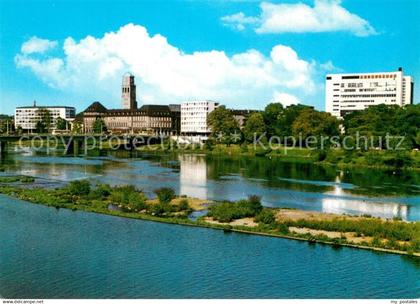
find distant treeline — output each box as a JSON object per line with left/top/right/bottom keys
{"left": 207, "top": 103, "right": 420, "bottom": 150}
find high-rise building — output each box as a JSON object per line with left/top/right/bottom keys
{"left": 325, "top": 68, "right": 414, "bottom": 118}
{"left": 121, "top": 72, "right": 137, "bottom": 110}
{"left": 180, "top": 100, "right": 219, "bottom": 135}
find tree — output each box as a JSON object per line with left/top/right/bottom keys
{"left": 262, "top": 103, "right": 313, "bottom": 139}
{"left": 292, "top": 109, "right": 340, "bottom": 147}
{"left": 92, "top": 118, "right": 107, "bottom": 134}
{"left": 243, "top": 112, "right": 266, "bottom": 142}
{"left": 72, "top": 120, "right": 83, "bottom": 134}
{"left": 263, "top": 103, "right": 283, "bottom": 138}
{"left": 207, "top": 106, "right": 241, "bottom": 145}
{"left": 0, "top": 115, "right": 13, "bottom": 134}
{"left": 277, "top": 104, "right": 313, "bottom": 138}
{"left": 154, "top": 187, "right": 175, "bottom": 204}
{"left": 343, "top": 104, "right": 420, "bottom": 149}
{"left": 36, "top": 109, "right": 52, "bottom": 133}
{"left": 56, "top": 117, "right": 68, "bottom": 130}
{"left": 35, "top": 120, "right": 47, "bottom": 133}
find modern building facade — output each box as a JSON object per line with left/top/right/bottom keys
{"left": 14, "top": 102, "right": 76, "bottom": 131}
{"left": 180, "top": 100, "right": 219, "bottom": 135}
{"left": 325, "top": 68, "right": 414, "bottom": 118}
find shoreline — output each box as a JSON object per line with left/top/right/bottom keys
{"left": 0, "top": 188, "right": 418, "bottom": 258}
{"left": 3, "top": 140, "right": 420, "bottom": 171}
{"left": 136, "top": 145, "right": 420, "bottom": 172}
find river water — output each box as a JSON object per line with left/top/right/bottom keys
{"left": 0, "top": 149, "right": 419, "bottom": 298}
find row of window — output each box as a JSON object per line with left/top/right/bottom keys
{"left": 341, "top": 94, "right": 397, "bottom": 98}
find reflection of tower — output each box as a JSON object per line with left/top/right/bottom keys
{"left": 121, "top": 73, "right": 137, "bottom": 110}
{"left": 179, "top": 154, "right": 208, "bottom": 199}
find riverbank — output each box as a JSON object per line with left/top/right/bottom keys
{"left": 5, "top": 139, "right": 420, "bottom": 171}
{"left": 0, "top": 177, "right": 418, "bottom": 257}
{"left": 136, "top": 143, "right": 420, "bottom": 171}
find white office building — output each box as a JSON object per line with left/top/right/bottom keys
{"left": 181, "top": 100, "right": 219, "bottom": 135}
{"left": 325, "top": 68, "right": 414, "bottom": 118}
{"left": 15, "top": 102, "right": 76, "bottom": 131}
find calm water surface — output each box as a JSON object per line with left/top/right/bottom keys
{"left": 1, "top": 196, "right": 419, "bottom": 299}
{"left": 1, "top": 148, "right": 420, "bottom": 220}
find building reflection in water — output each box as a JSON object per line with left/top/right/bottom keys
{"left": 179, "top": 154, "right": 208, "bottom": 200}
{"left": 322, "top": 172, "right": 408, "bottom": 220}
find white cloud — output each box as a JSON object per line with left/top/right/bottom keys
{"left": 21, "top": 36, "right": 58, "bottom": 54}
{"left": 222, "top": 0, "right": 377, "bottom": 37}
{"left": 272, "top": 92, "right": 300, "bottom": 107}
{"left": 221, "top": 12, "right": 259, "bottom": 31}
{"left": 15, "top": 23, "right": 320, "bottom": 109}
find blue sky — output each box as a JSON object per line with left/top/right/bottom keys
{"left": 0, "top": 0, "right": 419, "bottom": 115}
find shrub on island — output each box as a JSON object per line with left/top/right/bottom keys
{"left": 65, "top": 180, "right": 91, "bottom": 196}
{"left": 154, "top": 187, "right": 175, "bottom": 204}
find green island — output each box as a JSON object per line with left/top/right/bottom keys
{"left": 0, "top": 176, "right": 419, "bottom": 257}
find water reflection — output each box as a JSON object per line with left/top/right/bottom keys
{"left": 322, "top": 175, "right": 409, "bottom": 219}
{"left": 179, "top": 154, "right": 208, "bottom": 199}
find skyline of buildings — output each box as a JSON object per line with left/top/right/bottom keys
{"left": 8, "top": 67, "right": 416, "bottom": 133}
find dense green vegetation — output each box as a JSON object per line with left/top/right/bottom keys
{"left": 208, "top": 195, "right": 263, "bottom": 222}
{"left": 0, "top": 115, "right": 14, "bottom": 134}
{"left": 344, "top": 104, "right": 420, "bottom": 150}
{"left": 154, "top": 187, "right": 176, "bottom": 204}
{"left": 288, "top": 218, "right": 419, "bottom": 242}
{"left": 203, "top": 103, "right": 420, "bottom": 169}
{"left": 207, "top": 103, "right": 419, "bottom": 149}
{"left": 0, "top": 175, "right": 35, "bottom": 183}
{"left": 55, "top": 117, "right": 70, "bottom": 130}
{"left": 207, "top": 106, "right": 241, "bottom": 144}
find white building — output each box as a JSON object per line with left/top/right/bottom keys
{"left": 181, "top": 100, "right": 219, "bottom": 135}
{"left": 15, "top": 102, "right": 76, "bottom": 131}
{"left": 326, "top": 68, "right": 414, "bottom": 118}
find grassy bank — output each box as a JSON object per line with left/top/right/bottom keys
{"left": 137, "top": 143, "right": 420, "bottom": 170}
{"left": 0, "top": 178, "right": 418, "bottom": 257}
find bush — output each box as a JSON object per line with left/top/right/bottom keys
{"left": 65, "top": 180, "right": 91, "bottom": 196}
{"left": 255, "top": 209, "right": 276, "bottom": 225}
{"left": 208, "top": 196, "right": 263, "bottom": 223}
{"left": 128, "top": 191, "right": 147, "bottom": 211}
{"left": 178, "top": 199, "right": 190, "bottom": 211}
{"left": 110, "top": 185, "right": 138, "bottom": 204}
{"left": 148, "top": 203, "right": 167, "bottom": 216}
{"left": 88, "top": 183, "right": 112, "bottom": 199}
{"left": 247, "top": 195, "right": 263, "bottom": 214}
{"left": 154, "top": 187, "right": 175, "bottom": 204}
{"left": 276, "top": 223, "right": 289, "bottom": 234}
{"left": 110, "top": 185, "right": 146, "bottom": 210}
{"left": 20, "top": 176, "right": 35, "bottom": 183}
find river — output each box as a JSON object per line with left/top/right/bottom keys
{"left": 0, "top": 149, "right": 419, "bottom": 298}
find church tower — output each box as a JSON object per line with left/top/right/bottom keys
{"left": 121, "top": 73, "right": 137, "bottom": 109}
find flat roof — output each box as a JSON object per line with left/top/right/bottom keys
{"left": 16, "top": 106, "right": 76, "bottom": 109}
